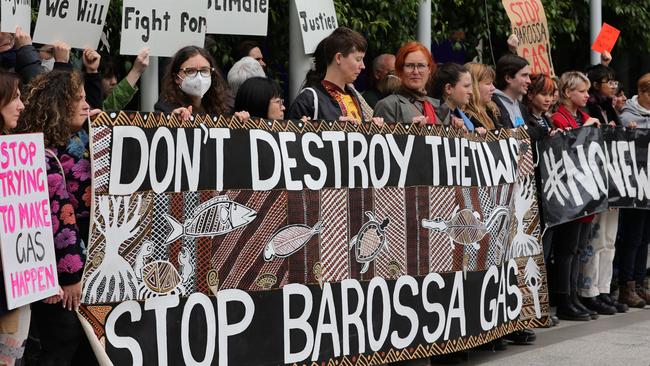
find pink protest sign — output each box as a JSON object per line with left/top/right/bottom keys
{"left": 0, "top": 134, "right": 59, "bottom": 309}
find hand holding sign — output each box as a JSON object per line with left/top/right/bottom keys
{"left": 53, "top": 41, "right": 71, "bottom": 63}
{"left": 592, "top": 23, "right": 620, "bottom": 54}
{"left": 14, "top": 27, "right": 32, "bottom": 49}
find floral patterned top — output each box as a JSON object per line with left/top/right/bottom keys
{"left": 45, "top": 129, "right": 92, "bottom": 285}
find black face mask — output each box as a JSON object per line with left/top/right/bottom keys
{"left": 0, "top": 48, "right": 17, "bottom": 69}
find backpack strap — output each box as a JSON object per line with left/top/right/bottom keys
{"left": 303, "top": 87, "right": 319, "bottom": 120}
{"left": 44, "top": 148, "right": 66, "bottom": 188}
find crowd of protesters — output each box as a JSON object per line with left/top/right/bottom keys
{"left": 0, "top": 22, "right": 648, "bottom": 366}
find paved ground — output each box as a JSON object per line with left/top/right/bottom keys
{"left": 460, "top": 307, "right": 650, "bottom": 366}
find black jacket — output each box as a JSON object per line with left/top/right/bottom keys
{"left": 287, "top": 83, "right": 369, "bottom": 121}
{"left": 586, "top": 92, "right": 620, "bottom": 126}
{"left": 491, "top": 92, "right": 529, "bottom": 129}
{"left": 2, "top": 45, "right": 44, "bottom": 85}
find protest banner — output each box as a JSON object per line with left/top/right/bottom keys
{"left": 206, "top": 0, "right": 268, "bottom": 36}
{"left": 502, "top": 0, "right": 555, "bottom": 76}
{"left": 591, "top": 23, "right": 621, "bottom": 54}
{"left": 32, "top": 0, "right": 109, "bottom": 49}
{"left": 78, "top": 112, "right": 550, "bottom": 365}
{"left": 120, "top": 0, "right": 208, "bottom": 57}
{"left": 539, "top": 127, "right": 650, "bottom": 227}
{"left": 0, "top": 133, "right": 59, "bottom": 310}
{"left": 293, "top": 0, "right": 338, "bottom": 54}
{"left": 1, "top": 0, "right": 31, "bottom": 33}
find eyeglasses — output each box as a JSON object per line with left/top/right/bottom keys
{"left": 600, "top": 79, "right": 618, "bottom": 88}
{"left": 271, "top": 98, "right": 284, "bottom": 105}
{"left": 404, "top": 63, "right": 429, "bottom": 72}
{"left": 179, "top": 67, "right": 214, "bottom": 78}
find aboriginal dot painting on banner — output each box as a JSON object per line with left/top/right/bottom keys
{"left": 79, "top": 111, "right": 550, "bottom": 365}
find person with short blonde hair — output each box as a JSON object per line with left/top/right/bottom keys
{"left": 550, "top": 70, "right": 602, "bottom": 322}
{"left": 552, "top": 71, "right": 599, "bottom": 129}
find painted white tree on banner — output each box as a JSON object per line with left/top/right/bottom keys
{"left": 83, "top": 195, "right": 143, "bottom": 303}
{"left": 506, "top": 176, "right": 542, "bottom": 259}
{"left": 525, "top": 257, "right": 542, "bottom": 318}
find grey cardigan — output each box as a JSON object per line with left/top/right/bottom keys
{"left": 373, "top": 91, "right": 446, "bottom": 125}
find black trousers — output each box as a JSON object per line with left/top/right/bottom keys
{"left": 617, "top": 209, "right": 650, "bottom": 285}
{"left": 552, "top": 220, "right": 592, "bottom": 295}
{"left": 27, "top": 302, "right": 98, "bottom": 366}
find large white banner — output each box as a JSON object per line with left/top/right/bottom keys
{"left": 32, "top": 0, "right": 109, "bottom": 49}
{"left": 293, "top": 0, "right": 338, "bottom": 54}
{"left": 121, "top": 0, "right": 208, "bottom": 57}
{"left": 207, "top": 0, "right": 268, "bottom": 36}
{"left": 1, "top": 0, "right": 31, "bottom": 33}
{"left": 0, "top": 133, "right": 59, "bottom": 310}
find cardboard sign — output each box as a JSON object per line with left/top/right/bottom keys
{"left": 32, "top": 0, "right": 109, "bottom": 49}
{"left": 0, "top": 134, "right": 59, "bottom": 310}
{"left": 120, "top": 0, "right": 208, "bottom": 57}
{"left": 502, "top": 0, "right": 555, "bottom": 76}
{"left": 293, "top": 0, "right": 338, "bottom": 54}
{"left": 1, "top": 0, "right": 31, "bottom": 33}
{"left": 206, "top": 0, "right": 268, "bottom": 36}
{"left": 591, "top": 23, "right": 620, "bottom": 54}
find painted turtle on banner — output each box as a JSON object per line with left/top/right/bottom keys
{"left": 349, "top": 211, "right": 391, "bottom": 274}
{"left": 140, "top": 260, "right": 185, "bottom": 295}
{"left": 421, "top": 206, "right": 509, "bottom": 250}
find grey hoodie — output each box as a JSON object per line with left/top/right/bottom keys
{"left": 619, "top": 96, "right": 650, "bottom": 128}
{"left": 493, "top": 89, "right": 525, "bottom": 127}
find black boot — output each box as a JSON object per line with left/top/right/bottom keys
{"left": 556, "top": 294, "right": 590, "bottom": 321}
{"left": 503, "top": 329, "right": 536, "bottom": 344}
{"left": 572, "top": 292, "right": 599, "bottom": 319}
{"left": 580, "top": 296, "right": 616, "bottom": 315}
{"left": 598, "top": 293, "right": 628, "bottom": 313}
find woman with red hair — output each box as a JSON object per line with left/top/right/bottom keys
{"left": 373, "top": 42, "right": 443, "bottom": 125}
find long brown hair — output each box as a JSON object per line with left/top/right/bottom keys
{"left": 0, "top": 70, "right": 20, "bottom": 132}
{"left": 160, "top": 46, "right": 232, "bottom": 115}
{"left": 16, "top": 70, "right": 83, "bottom": 147}
{"left": 463, "top": 62, "right": 499, "bottom": 129}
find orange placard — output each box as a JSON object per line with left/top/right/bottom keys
{"left": 592, "top": 23, "right": 621, "bottom": 54}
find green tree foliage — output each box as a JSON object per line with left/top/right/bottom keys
{"left": 30, "top": 0, "right": 648, "bottom": 72}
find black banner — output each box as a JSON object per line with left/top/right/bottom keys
{"left": 108, "top": 125, "right": 524, "bottom": 194}
{"left": 102, "top": 262, "right": 534, "bottom": 365}
{"left": 539, "top": 127, "right": 650, "bottom": 226}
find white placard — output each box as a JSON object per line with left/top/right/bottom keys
{"left": 0, "top": 133, "right": 59, "bottom": 310}
{"left": 121, "top": 0, "right": 208, "bottom": 57}
{"left": 293, "top": 0, "right": 338, "bottom": 54}
{"left": 206, "top": 0, "right": 268, "bottom": 36}
{"left": 32, "top": 0, "right": 109, "bottom": 49}
{"left": 1, "top": 0, "right": 31, "bottom": 33}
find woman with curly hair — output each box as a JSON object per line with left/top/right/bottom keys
{"left": 16, "top": 70, "right": 98, "bottom": 365}
{"left": 155, "top": 45, "right": 248, "bottom": 121}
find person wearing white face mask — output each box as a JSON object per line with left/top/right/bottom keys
{"left": 155, "top": 46, "right": 249, "bottom": 121}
